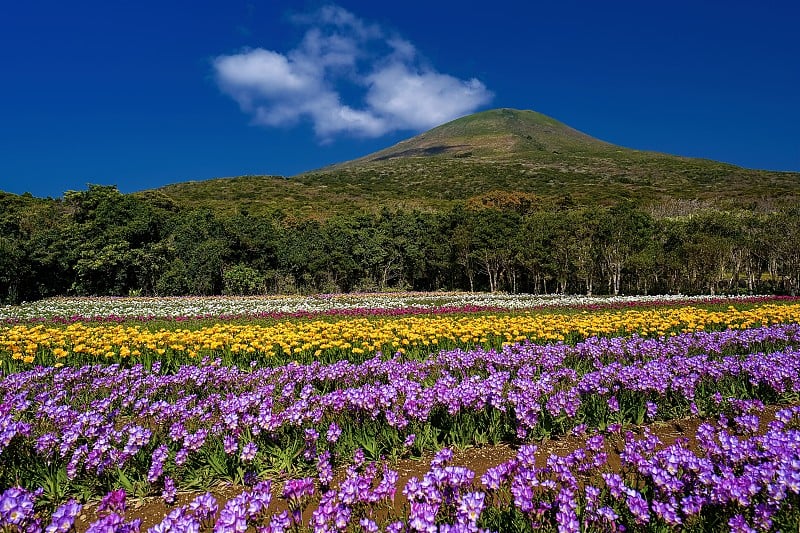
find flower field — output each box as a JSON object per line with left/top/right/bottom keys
{"left": 1, "top": 295, "right": 799, "bottom": 532}
{"left": 1, "top": 294, "right": 792, "bottom": 323}
{"left": 3, "top": 302, "right": 800, "bottom": 370}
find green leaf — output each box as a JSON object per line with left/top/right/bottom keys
{"left": 116, "top": 469, "right": 134, "bottom": 492}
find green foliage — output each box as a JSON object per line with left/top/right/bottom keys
{"left": 2, "top": 108, "right": 800, "bottom": 300}
{"left": 223, "top": 263, "right": 265, "bottom": 295}
{"left": 4, "top": 188, "right": 800, "bottom": 299}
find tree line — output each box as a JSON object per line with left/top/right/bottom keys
{"left": 1, "top": 184, "right": 799, "bottom": 303}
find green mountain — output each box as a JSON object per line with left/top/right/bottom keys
{"left": 149, "top": 108, "right": 800, "bottom": 218}
{"left": 342, "top": 108, "right": 613, "bottom": 162}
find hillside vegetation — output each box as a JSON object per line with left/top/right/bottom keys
{"left": 2, "top": 108, "right": 800, "bottom": 302}
{"left": 151, "top": 108, "right": 800, "bottom": 218}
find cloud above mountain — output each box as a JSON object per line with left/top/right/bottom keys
{"left": 213, "top": 5, "right": 492, "bottom": 141}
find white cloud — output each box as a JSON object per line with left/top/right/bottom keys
{"left": 214, "top": 49, "right": 314, "bottom": 102}
{"left": 213, "top": 4, "right": 492, "bottom": 140}
{"left": 366, "top": 63, "right": 492, "bottom": 131}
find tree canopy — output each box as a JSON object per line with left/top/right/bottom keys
{"left": 1, "top": 186, "right": 798, "bottom": 303}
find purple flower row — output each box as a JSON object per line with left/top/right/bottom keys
{"left": 487, "top": 401, "right": 800, "bottom": 531}
{"left": 3, "top": 403, "right": 799, "bottom": 532}
{"left": 1, "top": 324, "right": 799, "bottom": 502}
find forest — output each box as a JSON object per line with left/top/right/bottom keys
{"left": 1, "top": 184, "right": 799, "bottom": 303}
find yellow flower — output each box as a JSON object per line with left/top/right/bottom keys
{"left": 2, "top": 302, "right": 799, "bottom": 366}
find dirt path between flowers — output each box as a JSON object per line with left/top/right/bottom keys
{"left": 75, "top": 403, "right": 793, "bottom": 531}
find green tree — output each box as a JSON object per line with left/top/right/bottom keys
{"left": 62, "top": 185, "right": 168, "bottom": 295}
{"left": 471, "top": 209, "right": 522, "bottom": 293}
{"left": 596, "top": 204, "right": 653, "bottom": 295}
{"left": 519, "top": 211, "right": 556, "bottom": 294}
{"left": 160, "top": 209, "right": 229, "bottom": 295}
{"left": 223, "top": 263, "right": 266, "bottom": 295}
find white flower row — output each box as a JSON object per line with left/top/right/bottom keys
{"left": 0, "top": 293, "right": 773, "bottom": 321}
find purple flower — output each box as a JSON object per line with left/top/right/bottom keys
{"left": 481, "top": 465, "right": 506, "bottom": 491}
{"left": 45, "top": 500, "right": 83, "bottom": 533}
{"left": 0, "top": 487, "right": 36, "bottom": 527}
{"left": 85, "top": 512, "right": 122, "bottom": 533}
{"left": 602, "top": 473, "right": 625, "bottom": 499}
{"left": 282, "top": 476, "right": 315, "bottom": 523}
{"left": 733, "top": 414, "right": 760, "bottom": 435}
{"left": 680, "top": 495, "right": 704, "bottom": 516}
{"left": 409, "top": 502, "right": 438, "bottom": 532}
{"left": 240, "top": 442, "right": 257, "bottom": 462}
{"left": 317, "top": 451, "right": 333, "bottom": 486}
{"left": 514, "top": 445, "right": 537, "bottom": 469}
{"left": 303, "top": 428, "right": 319, "bottom": 460}
{"left": 149, "top": 508, "right": 190, "bottom": 533}
{"left": 652, "top": 498, "right": 681, "bottom": 526}
{"left": 595, "top": 506, "right": 618, "bottom": 523}
{"left": 86, "top": 512, "right": 140, "bottom": 533}
{"left": 213, "top": 500, "right": 247, "bottom": 533}
{"left": 374, "top": 466, "right": 399, "bottom": 501}
{"left": 625, "top": 491, "right": 650, "bottom": 524}
{"left": 353, "top": 448, "right": 365, "bottom": 466}
{"left": 385, "top": 521, "right": 404, "bottom": 533}
{"left": 98, "top": 489, "right": 126, "bottom": 515}
{"left": 267, "top": 511, "right": 291, "bottom": 533}
{"left": 242, "top": 471, "right": 259, "bottom": 487}
{"left": 457, "top": 491, "right": 485, "bottom": 524}
{"left": 326, "top": 422, "right": 341, "bottom": 443}
{"left": 174, "top": 448, "right": 189, "bottom": 466}
{"left": 147, "top": 445, "right": 169, "bottom": 483}
{"left": 556, "top": 506, "right": 579, "bottom": 533}
{"left": 223, "top": 435, "right": 237, "bottom": 455}
{"left": 607, "top": 396, "right": 620, "bottom": 413}
{"left": 570, "top": 424, "right": 588, "bottom": 436}
{"left": 250, "top": 481, "right": 272, "bottom": 516}
{"left": 586, "top": 434, "right": 605, "bottom": 452}
{"left": 431, "top": 448, "right": 453, "bottom": 468}
{"left": 162, "top": 477, "right": 176, "bottom": 505}
{"left": 333, "top": 504, "right": 351, "bottom": 530}
{"left": 359, "top": 518, "right": 379, "bottom": 532}
{"left": 584, "top": 485, "right": 600, "bottom": 510}
{"left": 188, "top": 493, "right": 218, "bottom": 524}
{"left": 123, "top": 425, "right": 152, "bottom": 456}
{"left": 728, "top": 514, "right": 756, "bottom": 533}
{"left": 752, "top": 502, "right": 776, "bottom": 530}
{"left": 183, "top": 429, "right": 208, "bottom": 452}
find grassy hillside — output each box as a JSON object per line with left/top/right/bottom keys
{"left": 148, "top": 108, "right": 800, "bottom": 218}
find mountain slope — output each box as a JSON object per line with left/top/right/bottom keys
{"left": 344, "top": 108, "right": 613, "bottom": 162}
{"left": 150, "top": 108, "right": 800, "bottom": 218}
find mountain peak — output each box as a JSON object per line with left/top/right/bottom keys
{"left": 349, "top": 108, "right": 613, "bottom": 165}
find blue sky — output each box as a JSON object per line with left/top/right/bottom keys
{"left": 1, "top": 0, "right": 798, "bottom": 198}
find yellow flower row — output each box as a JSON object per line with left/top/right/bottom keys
{"left": 2, "top": 303, "right": 799, "bottom": 364}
